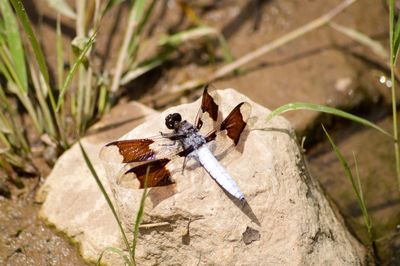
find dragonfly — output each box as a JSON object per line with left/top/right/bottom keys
{"left": 100, "top": 86, "right": 251, "bottom": 201}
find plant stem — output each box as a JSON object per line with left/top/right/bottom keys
{"left": 390, "top": 63, "right": 400, "bottom": 191}
{"left": 389, "top": 0, "right": 400, "bottom": 191}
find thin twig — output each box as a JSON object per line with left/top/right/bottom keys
{"left": 139, "top": 222, "right": 170, "bottom": 229}
{"left": 110, "top": 18, "right": 137, "bottom": 93}
{"left": 389, "top": 0, "right": 400, "bottom": 191}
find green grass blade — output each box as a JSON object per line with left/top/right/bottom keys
{"left": 28, "top": 63, "right": 57, "bottom": 138}
{"left": 0, "top": 114, "right": 29, "bottom": 156}
{"left": 389, "top": 0, "right": 400, "bottom": 191}
{"left": 56, "top": 32, "right": 96, "bottom": 111}
{"left": 97, "top": 247, "right": 133, "bottom": 266}
{"left": 352, "top": 152, "right": 372, "bottom": 235}
{"left": 4, "top": 1, "right": 58, "bottom": 119}
{"left": 0, "top": 0, "right": 28, "bottom": 92}
{"left": 83, "top": 69, "right": 95, "bottom": 124}
{"left": 217, "top": 34, "right": 234, "bottom": 64}
{"left": 100, "top": 0, "right": 125, "bottom": 18}
{"left": 9, "top": 0, "right": 50, "bottom": 85}
{"left": 97, "top": 84, "right": 108, "bottom": 116}
{"left": 131, "top": 166, "right": 149, "bottom": 262}
{"left": 0, "top": 91, "right": 13, "bottom": 146}
{"left": 394, "top": 9, "right": 400, "bottom": 43}
{"left": 393, "top": 17, "right": 400, "bottom": 64}
{"left": 0, "top": 86, "right": 30, "bottom": 152}
{"left": 78, "top": 141, "right": 131, "bottom": 254}
{"left": 0, "top": 85, "right": 8, "bottom": 108}
{"left": 131, "top": 0, "right": 146, "bottom": 29}
{"left": 0, "top": 131, "right": 11, "bottom": 150}
{"left": 6, "top": 80, "right": 43, "bottom": 134}
{"left": 1, "top": 151, "right": 26, "bottom": 170}
{"left": 390, "top": 0, "right": 400, "bottom": 64}
{"left": 266, "top": 102, "right": 392, "bottom": 138}
{"left": 322, "top": 125, "right": 373, "bottom": 241}
{"left": 0, "top": 51, "right": 13, "bottom": 82}
{"left": 0, "top": 114, "right": 12, "bottom": 134}
{"left": 0, "top": 43, "right": 26, "bottom": 92}
{"left": 0, "top": 14, "right": 5, "bottom": 32}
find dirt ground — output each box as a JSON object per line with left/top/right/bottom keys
{"left": 0, "top": 0, "right": 399, "bottom": 265}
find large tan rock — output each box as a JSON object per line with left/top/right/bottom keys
{"left": 38, "top": 89, "right": 366, "bottom": 265}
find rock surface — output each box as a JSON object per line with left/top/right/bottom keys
{"left": 38, "top": 89, "right": 366, "bottom": 265}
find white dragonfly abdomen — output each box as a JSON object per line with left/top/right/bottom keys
{"left": 195, "top": 145, "right": 245, "bottom": 201}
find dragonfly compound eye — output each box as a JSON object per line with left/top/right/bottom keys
{"left": 165, "top": 113, "right": 182, "bottom": 129}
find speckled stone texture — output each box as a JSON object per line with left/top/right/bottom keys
{"left": 38, "top": 89, "right": 366, "bottom": 265}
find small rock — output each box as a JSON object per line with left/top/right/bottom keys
{"left": 242, "top": 226, "right": 260, "bottom": 245}
{"left": 38, "top": 89, "right": 366, "bottom": 265}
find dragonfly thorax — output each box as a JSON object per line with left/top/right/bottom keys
{"left": 175, "top": 120, "right": 206, "bottom": 150}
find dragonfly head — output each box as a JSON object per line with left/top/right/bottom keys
{"left": 165, "top": 113, "right": 182, "bottom": 129}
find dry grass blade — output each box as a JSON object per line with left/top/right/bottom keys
{"left": 211, "top": 0, "right": 357, "bottom": 81}
{"left": 56, "top": 14, "right": 64, "bottom": 91}
{"left": 44, "top": 0, "right": 76, "bottom": 19}
{"left": 329, "top": 22, "right": 388, "bottom": 60}
{"left": 122, "top": 24, "right": 232, "bottom": 86}
{"left": 143, "top": 0, "right": 357, "bottom": 104}
{"left": 110, "top": 0, "right": 146, "bottom": 93}
{"left": 159, "top": 26, "right": 220, "bottom": 46}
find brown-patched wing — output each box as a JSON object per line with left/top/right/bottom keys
{"left": 104, "top": 139, "right": 156, "bottom": 163}
{"left": 194, "top": 85, "right": 220, "bottom": 131}
{"left": 100, "top": 137, "right": 178, "bottom": 164}
{"left": 125, "top": 158, "right": 173, "bottom": 188}
{"left": 100, "top": 137, "right": 181, "bottom": 188}
{"left": 206, "top": 102, "right": 251, "bottom": 146}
